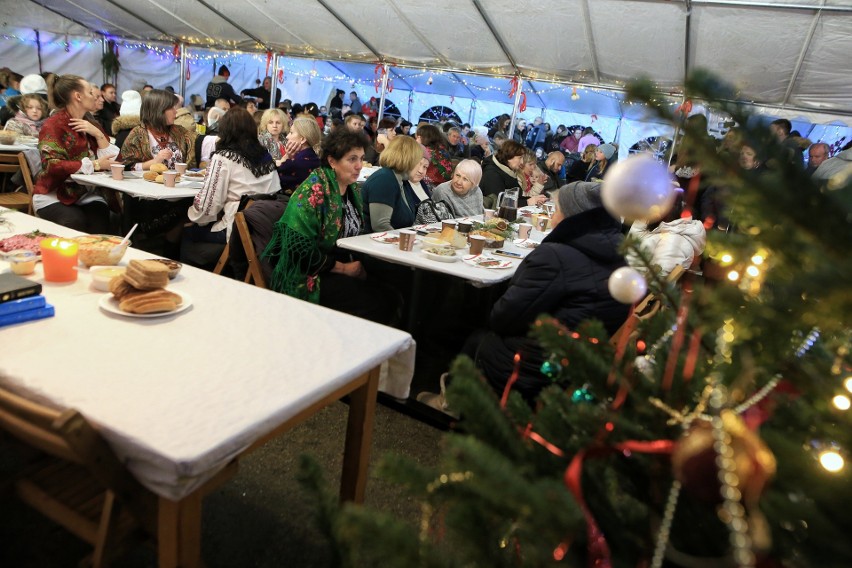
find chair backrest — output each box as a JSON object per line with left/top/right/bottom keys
{"left": 0, "top": 152, "right": 36, "bottom": 214}
{"left": 0, "top": 382, "right": 158, "bottom": 531}
{"left": 608, "top": 265, "right": 688, "bottom": 346}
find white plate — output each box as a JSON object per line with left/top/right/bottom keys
{"left": 99, "top": 290, "right": 192, "bottom": 318}
{"left": 176, "top": 180, "right": 204, "bottom": 189}
{"left": 370, "top": 232, "right": 401, "bottom": 245}
{"left": 513, "top": 238, "right": 541, "bottom": 249}
{"left": 421, "top": 249, "right": 459, "bottom": 263}
{"left": 462, "top": 255, "right": 513, "bottom": 269}
{"left": 123, "top": 171, "right": 143, "bottom": 179}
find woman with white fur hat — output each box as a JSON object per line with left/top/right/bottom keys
{"left": 111, "top": 89, "right": 142, "bottom": 149}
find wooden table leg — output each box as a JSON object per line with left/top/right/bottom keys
{"left": 340, "top": 365, "right": 380, "bottom": 503}
{"left": 158, "top": 492, "right": 203, "bottom": 568}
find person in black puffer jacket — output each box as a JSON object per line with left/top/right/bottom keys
{"left": 471, "top": 181, "right": 629, "bottom": 403}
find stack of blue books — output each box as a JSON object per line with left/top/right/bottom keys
{"left": 0, "top": 295, "right": 55, "bottom": 328}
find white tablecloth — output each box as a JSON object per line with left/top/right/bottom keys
{"left": 0, "top": 210, "right": 414, "bottom": 499}
{"left": 71, "top": 173, "right": 199, "bottom": 200}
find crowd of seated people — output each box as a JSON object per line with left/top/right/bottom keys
{"left": 3, "top": 65, "right": 845, "bottom": 412}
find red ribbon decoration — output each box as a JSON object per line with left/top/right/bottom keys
{"left": 565, "top": 440, "right": 674, "bottom": 567}
{"left": 508, "top": 76, "right": 519, "bottom": 98}
{"left": 676, "top": 99, "right": 693, "bottom": 116}
{"left": 500, "top": 352, "right": 523, "bottom": 409}
{"left": 277, "top": 69, "right": 284, "bottom": 84}
{"left": 186, "top": 66, "right": 190, "bottom": 81}
{"left": 265, "top": 50, "right": 273, "bottom": 77}
{"left": 374, "top": 63, "right": 386, "bottom": 94}
{"left": 519, "top": 92, "right": 527, "bottom": 112}
{"left": 172, "top": 43, "right": 180, "bottom": 59}
{"left": 662, "top": 278, "right": 693, "bottom": 391}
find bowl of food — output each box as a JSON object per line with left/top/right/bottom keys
{"left": 149, "top": 258, "right": 182, "bottom": 279}
{"left": 74, "top": 235, "right": 129, "bottom": 267}
{"left": 421, "top": 246, "right": 458, "bottom": 263}
{"left": 90, "top": 266, "right": 127, "bottom": 291}
{"left": 0, "top": 131, "right": 17, "bottom": 145}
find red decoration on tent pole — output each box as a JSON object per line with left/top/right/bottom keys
{"left": 265, "top": 51, "right": 272, "bottom": 77}
{"left": 519, "top": 92, "right": 527, "bottom": 112}
{"left": 508, "top": 76, "right": 519, "bottom": 98}
{"left": 374, "top": 63, "right": 386, "bottom": 94}
{"left": 172, "top": 43, "right": 180, "bottom": 60}
{"left": 186, "top": 66, "right": 190, "bottom": 81}
{"left": 277, "top": 69, "right": 284, "bottom": 84}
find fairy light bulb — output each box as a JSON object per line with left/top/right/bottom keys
{"left": 751, "top": 254, "right": 764, "bottom": 265}
{"left": 746, "top": 265, "right": 760, "bottom": 277}
{"left": 833, "top": 395, "right": 851, "bottom": 410}
{"left": 720, "top": 253, "right": 733, "bottom": 264}
{"left": 727, "top": 270, "right": 740, "bottom": 282}
{"left": 845, "top": 377, "right": 852, "bottom": 393}
{"left": 819, "top": 450, "right": 845, "bottom": 473}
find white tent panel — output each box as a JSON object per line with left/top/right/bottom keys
{"left": 0, "top": 29, "right": 43, "bottom": 75}
{"left": 0, "top": 2, "right": 93, "bottom": 37}
{"left": 788, "top": 15, "right": 852, "bottom": 112}
{"left": 211, "top": 1, "right": 370, "bottom": 57}
{"left": 592, "top": 0, "right": 685, "bottom": 87}
{"left": 691, "top": 7, "right": 811, "bottom": 104}
{"left": 43, "top": 0, "right": 166, "bottom": 42}
{"left": 38, "top": 32, "right": 101, "bottom": 86}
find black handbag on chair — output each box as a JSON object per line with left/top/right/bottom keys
{"left": 415, "top": 198, "right": 456, "bottom": 225}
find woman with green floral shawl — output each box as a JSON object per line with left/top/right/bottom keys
{"left": 264, "top": 128, "right": 399, "bottom": 325}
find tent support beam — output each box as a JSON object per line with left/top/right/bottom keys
{"left": 377, "top": 64, "right": 390, "bottom": 126}
{"left": 33, "top": 0, "right": 149, "bottom": 42}
{"left": 193, "top": 0, "right": 270, "bottom": 51}
{"left": 316, "top": 0, "right": 382, "bottom": 60}
{"left": 580, "top": 0, "right": 601, "bottom": 84}
{"left": 692, "top": 0, "right": 852, "bottom": 13}
{"left": 782, "top": 2, "right": 823, "bottom": 106}
{"left": 178, "top": 42, "right": 187, "bottom": 100}
{"left": 269, "top": 55, "right": 279, "bottom": 111}
{"left": 683, "top": 0, "right": 693, "bottom": 84}
{"left": 138, "top": 0, "right": 216, "bottom": 46}
{"left": 472, "top": 0, "right": 520, "bottom": 73}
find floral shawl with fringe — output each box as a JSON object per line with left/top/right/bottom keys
{"left": 263, "top": 166, "right": 363, "bottom": 303}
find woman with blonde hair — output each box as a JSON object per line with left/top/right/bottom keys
{"left": 277, "top": 115, "right": 322, "bottom": 194}
{"left": 258, "top": 108, "right": 289, "bottom": 164}
{"left": 361, "top": 135, "right": 428, "bottom": 231}
{"left": 566, "top": 143, "right": 598, "bottom": 183}
{"left": 585, "top": 143, "right": 616, "bottom": 181}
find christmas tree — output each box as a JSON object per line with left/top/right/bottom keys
{"left": 302, "top": 71, "right": 852, "bottom": 567}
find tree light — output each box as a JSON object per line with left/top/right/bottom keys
{"left": 751, "top": 254, "right": 764, "bottom": 265}
{"left": 746, "top": 265, "right": 760, "bottom": 277}
{"left": 819, "top": 450, "right": 845, "bottom": 473}
{"left": 721, "top": 253, "right": 733, "bottom": 264}
{"left": 833, "top": 395, "right": 851, "bottom": 410}
{"left": 844, "top": 377, "right": 852, "bottom": 393}
{"left": 727, "top": 270, "right": 740, "bottom": 281}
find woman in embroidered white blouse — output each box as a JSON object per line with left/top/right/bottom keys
{"left": 186, "top": 107, "right": 280, "bottom": 244}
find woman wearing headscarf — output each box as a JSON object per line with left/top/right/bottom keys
{"left": 118, "top": 89, "right": 195, "bottom": 170}
{"left": 34, "top": 75, "right": 118, "bottom": 232}
{"left": 430, "top": 159, "right": 484, "bottom": 217}
{"left": 263, "top": 128, "right": 398, "bottom": 325}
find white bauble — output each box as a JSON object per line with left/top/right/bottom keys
{"left": 601, "top": 156, "right": 676, "bottom": 222}
{"left": 608, "top": 267, "right": 648, "bottom": 304}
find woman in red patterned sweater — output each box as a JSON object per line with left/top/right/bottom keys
{"left": 34, "top": 75, "right": 119, "bottom": 232}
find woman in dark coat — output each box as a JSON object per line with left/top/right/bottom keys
{"left": 472, "top": 181, "right": 629, "bottom": 403}
{"left": 478, "top": 140, "right": 526, "bottom": 209}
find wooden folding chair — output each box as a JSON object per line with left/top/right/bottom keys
{"left": 0, "top": 383, "right": 235, "bottom": 566}
{"left": 214, "top": 196, "right": 276, "bottom": 288}
{"left": 609, "top": 265, "right": 686, "bottom": 346}
{"left": 0, "top": 152, "right": 35, "bottom": 215}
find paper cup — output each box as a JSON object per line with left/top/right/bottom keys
{"left": 535, "top": 215, "right": 550, "bottom": 232}
{"left": 441, "top": 220, "right": 457, "bottom": 232}
{"left": 483, "top": 209, "right": 495, "bottom": 221}
{"left": 457, "top": 220, "right": 473, "bottom": 234}
{"left": 517, "top": 223, "right": 533, "bottom": 239}
{"left": 110, "top": 163, "right": 124, "bottom": 180}
{"left": 398, "top": 229, "right": 416, "bottom": 251}
{"left": 468, "top": 235, "right": 486, "bottom": 255}
{"left": 174, "top": 162, "right": 188, "bottom": 174}
{"left": 163, "top": 170, "right": 178, "bottom": 188}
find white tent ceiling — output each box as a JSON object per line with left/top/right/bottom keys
{"left": 9, "top": 0, "right": 852, "bottom": 120}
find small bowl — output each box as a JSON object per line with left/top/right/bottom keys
{"left": 149, "top": 258, "right": 182, "bottom": 279}
{"left": 74, "top": 235, "right": 130, "bottom": 267}
{"left": 421, "top": 236, "right": 450, "bottom": 249}
{"left": 0, "top": 131, "right": 17, "bottom": 145}
{"left": 90, "top": 266, "right": 126, "bottom": 292}
{"left": 8, "top": 249, "right": 37, "bottom": 275}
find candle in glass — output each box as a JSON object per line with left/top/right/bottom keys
{"left": 40, "top": 238, "right": 78, "bottom": 282}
